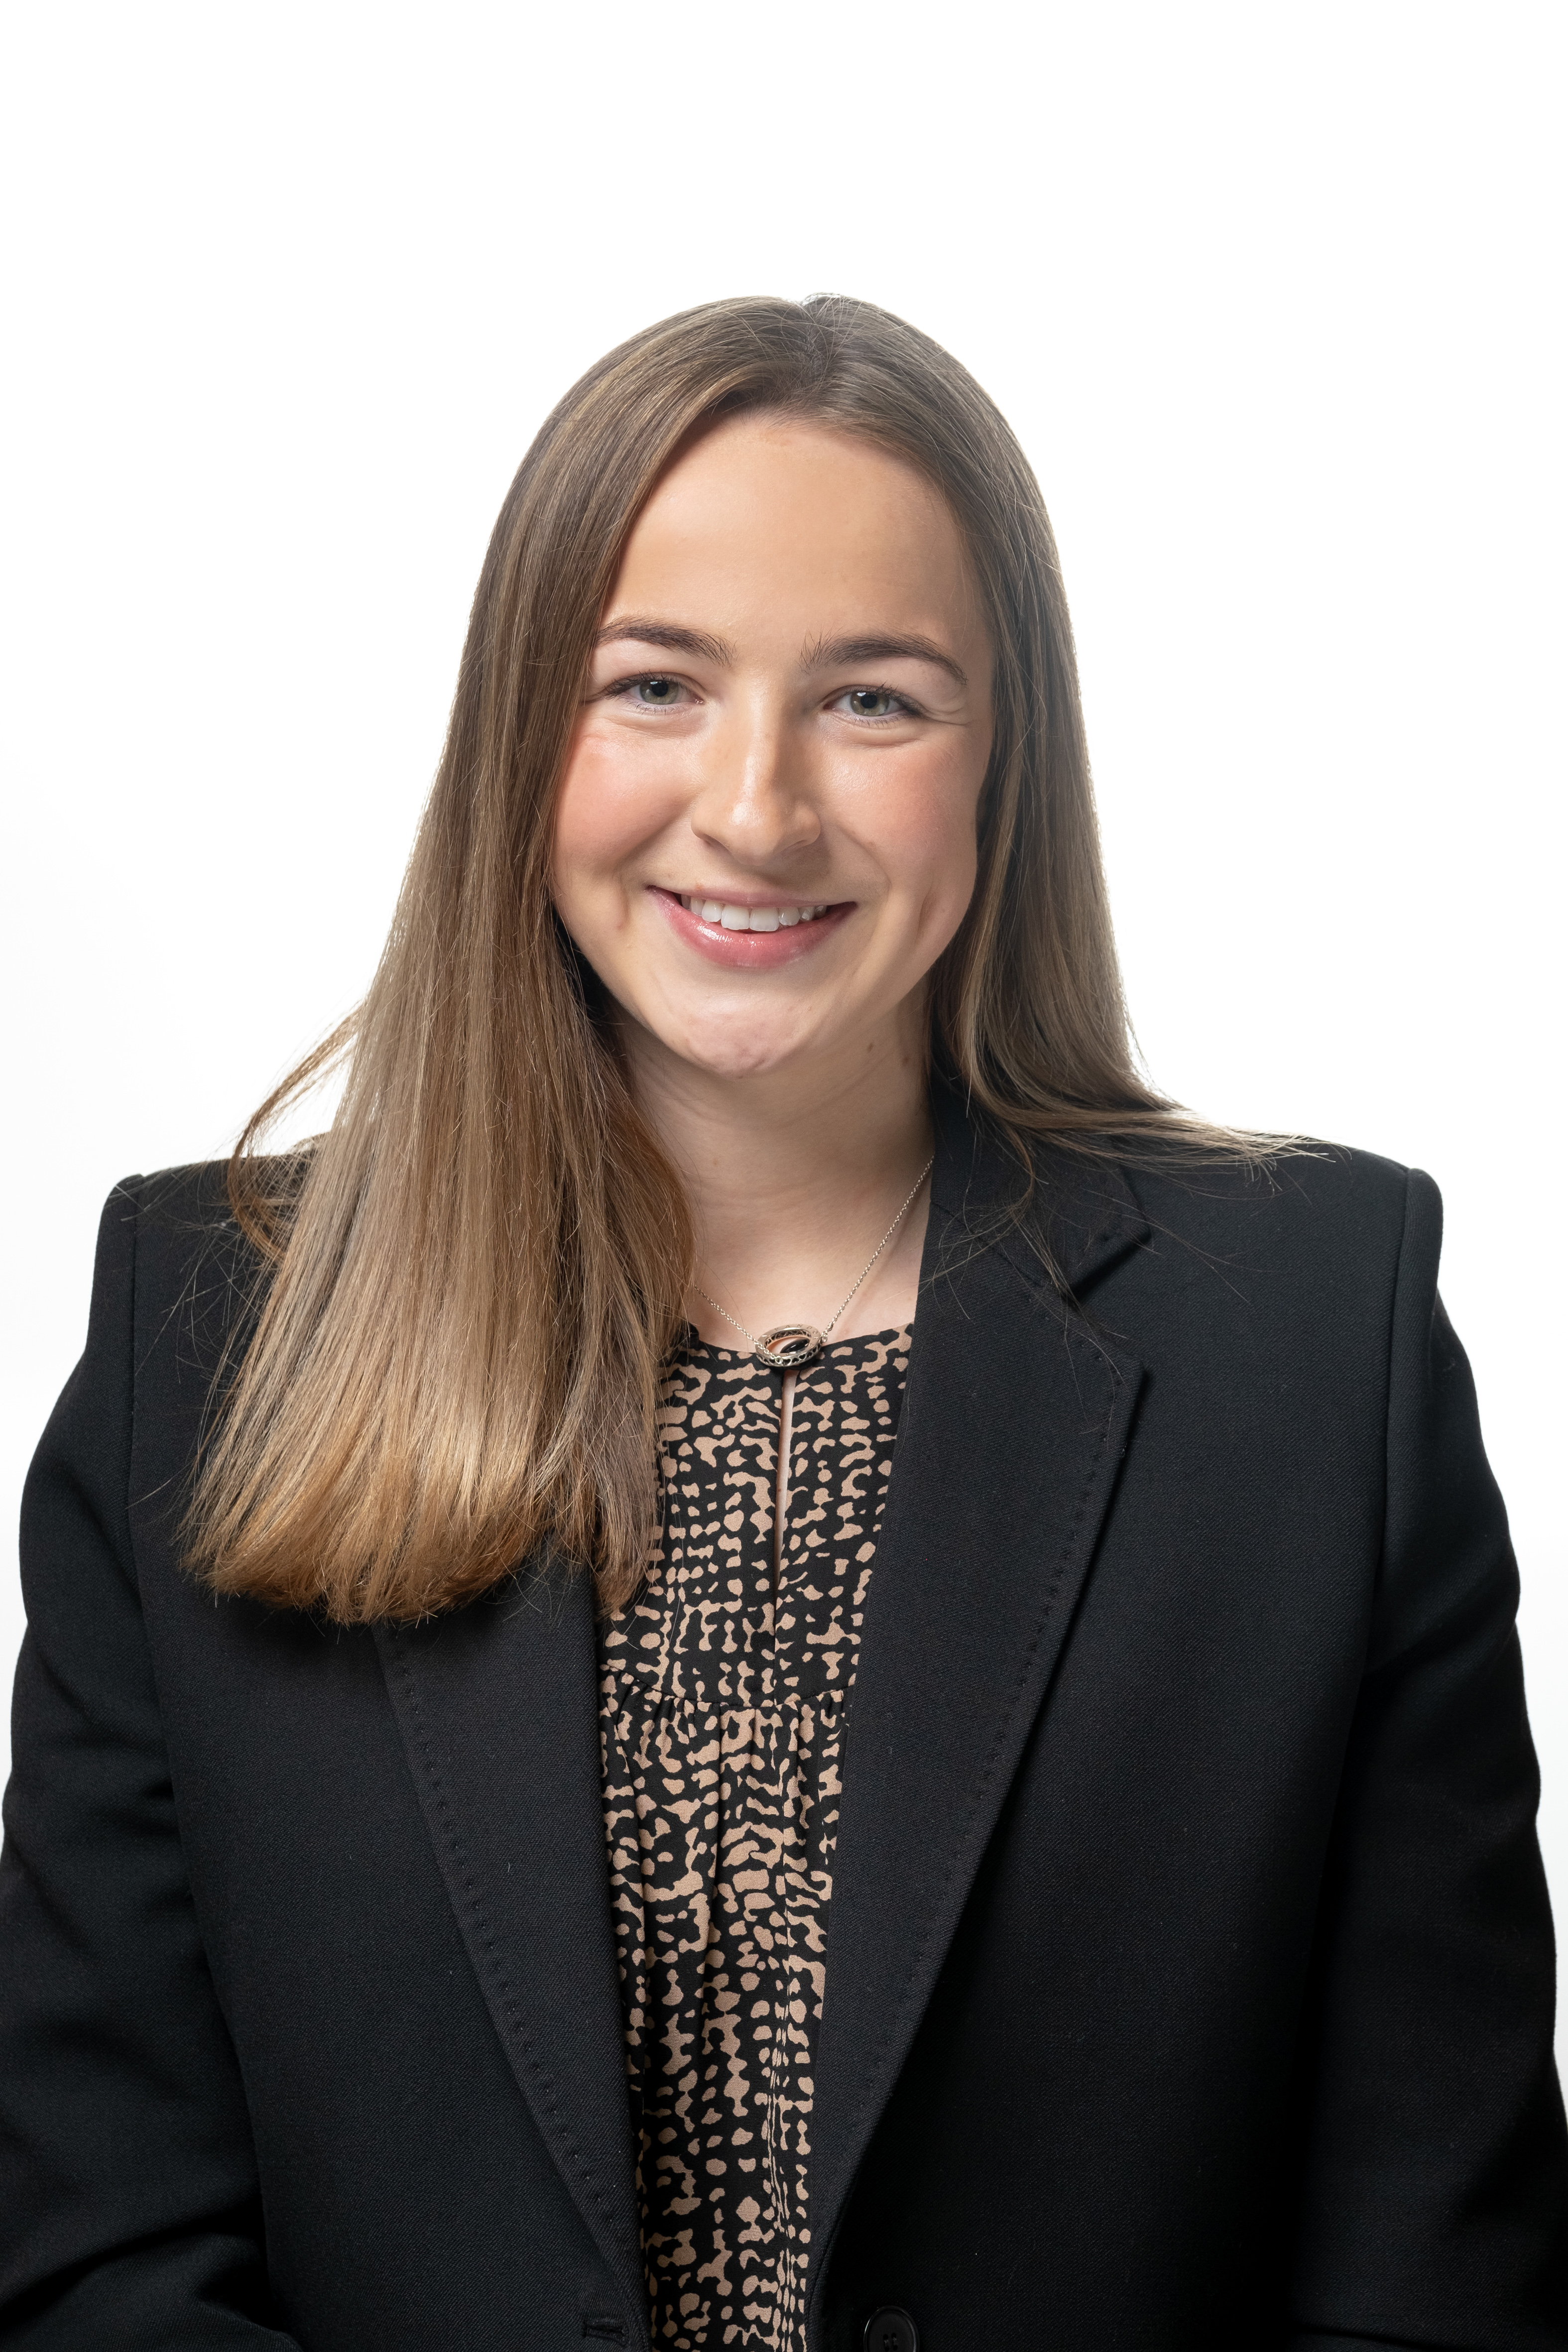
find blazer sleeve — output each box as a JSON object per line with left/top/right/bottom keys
{"left": 1287, "top": 1168, "right": 1568, "bottom": 2350}
{"left": 0, "top": 1183, "right": 301, "bottom": 2348}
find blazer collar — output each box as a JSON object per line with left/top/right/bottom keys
{"left": 926, "top": 1081, "right": 1150, "bottom": 1290}
{"left": 805, "top": 1097, "right": 1149, "bottom": 2322}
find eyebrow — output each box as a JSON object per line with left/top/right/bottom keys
{"left": 592, "top": 618, "right": 968, "bottom": 692}
{"left": 592, "top": 619, "right": 734, "bottom": 664}
{"left": 804, "top": 633, "right": 968, "bottom": 690}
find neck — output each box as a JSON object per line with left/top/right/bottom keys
{"left": 620, "top": 998, "right": 935, "bottom": 1346}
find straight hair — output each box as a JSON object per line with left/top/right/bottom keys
{"left": 186, "top": 293, "right": 1259, "bottom": 1623}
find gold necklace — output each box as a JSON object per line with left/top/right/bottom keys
{"left": 696, "top": 1156, "right": 934, "bottom": 1371}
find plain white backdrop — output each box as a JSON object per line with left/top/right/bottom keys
{"left": 3, "top": 2, "right": 1564, "bottom": 2040}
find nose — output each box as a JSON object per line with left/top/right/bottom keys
{"left": 687, "top": 692, "right": 822, "bottom": 867}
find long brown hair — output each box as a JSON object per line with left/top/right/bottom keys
{"left": 186, "top": 293, "right": 1250, "bottom": 1624}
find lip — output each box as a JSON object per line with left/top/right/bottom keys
{"left": 649, "top": 886, "right": 854, "bottom": 969}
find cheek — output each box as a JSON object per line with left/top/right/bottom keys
{"left": 551, "top": 729, "right": 687, "bottom": 904}
{"left": 859, "top": 744, "right": 984, "bottom": 925}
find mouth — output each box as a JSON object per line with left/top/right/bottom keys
{"left": 675, "top": 893, "right": 834, "bottom": 933}
{"left": 650, "top": 886, "right": 853, "bottom": 969}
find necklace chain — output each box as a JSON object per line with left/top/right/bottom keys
{"left": 696, "top": 1154, "right": 935, "bottom": 1367}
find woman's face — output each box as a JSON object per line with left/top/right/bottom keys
{"left": 551, "top": 414, "right": 994, "bottom": 1089}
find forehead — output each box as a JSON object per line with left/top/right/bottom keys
{"left": 609, "top": 414, "right": 981, "bottom": 638}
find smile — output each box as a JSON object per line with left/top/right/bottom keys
{"left": 650, "top": 886, "right": 852, "bottom": 968}
{"left": 676, "top": 895, "right": 832, "bottom": 933}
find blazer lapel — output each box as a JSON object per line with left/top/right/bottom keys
{"left": 372, "top": 1099, "right": 1147, "bottom": 2351}
{"left": 807, "top": 1109, "right": 1149, "bottom": 2314}
{"left": 375, "top": 1565, "right": 648, "bottom": 2349}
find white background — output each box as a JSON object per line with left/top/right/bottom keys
{"left": 3, "top": 4, "right": 1564, "bottom": 2041}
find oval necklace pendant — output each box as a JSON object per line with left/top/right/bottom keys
{"left": 754, "top": 1323, "right": 825, "bottom": 1371}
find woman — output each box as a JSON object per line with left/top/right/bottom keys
{"left": 2, "top": 295, "right": 1563, "bottom": 2352}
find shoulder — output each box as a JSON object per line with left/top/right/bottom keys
{"left": 1122, "top": 1141, "right": 1429, "bottom": 1285}
{"left": 1092, "top": 1142, "right": 1442, "bottom": 1394}
{"left": 93, "top": 1162, "right": 273, "bottom": 1383}
{"left": 124, "top": 1153, "right": 254, "bottom": 1275}
{"left": 935, "top": 1090, "right": 1432, "bottom": 1310}
{"left": 69, "top": 1166, "right": 279, "bottom": 1561}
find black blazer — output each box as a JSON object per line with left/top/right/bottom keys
{"left": 3, "top": 1101, "right": 1565, "bottom": 2352}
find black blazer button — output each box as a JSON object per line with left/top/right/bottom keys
{"left": 864, "top": 2310, "right": 918, "bottom": 2352}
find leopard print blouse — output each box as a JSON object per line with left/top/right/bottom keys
{"left": 597, "top": 1324, "right": 913, "bottom": 2352}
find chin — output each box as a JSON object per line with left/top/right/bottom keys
{"left": 680, "top": 1041, "right": 805, "bottom": 1083}
{"left": 668, "top": 1016, "right": 826, "bottom": 1084}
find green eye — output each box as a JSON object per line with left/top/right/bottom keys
{"left": 846, "top": 688, "right": 899, "bottom": 717}
{"left": 635, "top": 676, "right": 682, "bottom": 706}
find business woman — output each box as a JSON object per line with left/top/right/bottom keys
{"left": 3, "top": 295, "right": 1564, "bottom": 2352}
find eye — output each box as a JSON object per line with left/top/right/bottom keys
{"left": 836, "top": 686, "right": 912, "bottom": 721}
{"left": 629, "top": 674, "right": 688, "bottom": 708}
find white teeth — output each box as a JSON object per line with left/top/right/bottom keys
{"left": 678, "top": 894, "right": 831, "bottom": 929}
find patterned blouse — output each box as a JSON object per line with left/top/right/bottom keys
{"left": 597, "top": 1324, "right": 913, "bottom": 2352}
